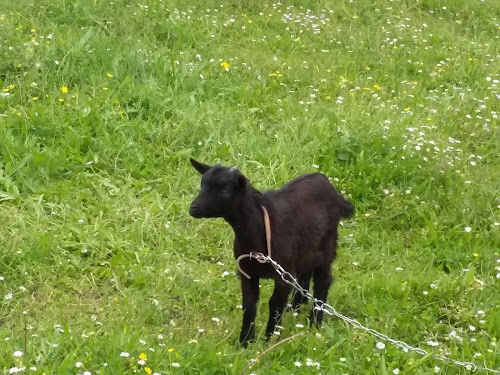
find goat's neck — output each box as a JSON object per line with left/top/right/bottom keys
{"left": 225, "top": 193, "right": 266, "bottom": 253}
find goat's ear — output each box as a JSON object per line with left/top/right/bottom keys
{"left": 190, "top": 158, "right": 211, "bottom": 175}
{"left": 236, "top": 174, "right": 247, "bottom": 189}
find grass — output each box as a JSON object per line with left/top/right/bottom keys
{"left": 0, "top": 0, "right": 499, "bottom": 373}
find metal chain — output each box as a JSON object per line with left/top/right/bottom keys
{"left": 250, "top": 253, "right": 500, "bottom": 374}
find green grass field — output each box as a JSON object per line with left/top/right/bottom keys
{"left": 1, "top": 0, "right": 499, "bottom": 373}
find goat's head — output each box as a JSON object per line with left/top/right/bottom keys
{"left": 189, "top": 158, "right": 247, "bottom": 219}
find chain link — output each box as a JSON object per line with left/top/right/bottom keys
{"left": 251, "top": 253, "right": 500, "bottom": 374}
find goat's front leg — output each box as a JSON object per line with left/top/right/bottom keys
{"left": 239, "top": 276, "right": 260, "bottom": 348}
{"left": 265, "top": 281, "right": 292, "bottom": 339}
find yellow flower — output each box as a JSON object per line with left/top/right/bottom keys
{"left": 61, "top": 86, "right": 68, "bottom": 94}
{"left": 103, "top": 87, "right": 108, "bottom": 91}
{"left": 426, "top": 117, "right": 432, "bottom": 121}
{"left": 139, "top": 353, "right": 147, "bottom": 361}
{"left": 106, "top": 73, "right": 113, "bottom": 78}
{"left": 365, "top": 66, "right": 371, "bottom": 71}
{"left": 220, "top": 61, "right": 230, "bottom": 70}
{"left": 31, "top": 28, "right": 36, "bottom": 33}
{"left": 144, "top": 367, "right": 152, "bottom": 375}
{"left": 168, "top": 348, "right": 174, "bottom": 353}
{"left": 353, "top": 15, "right": 359, "bottom": 19}
{"left": 32, "top": 96, "right": 39, "bottom": 101}
{"left": 2, "top": 88, "right": 9, "bottom": 92}
{"left": 404, "top": 107, "right": 411, "bottom": 112}
{"left": 373, "top": 84, "right": 381, "bottom": 90}
{"left": 326, "top": 95, "right": 331, "bottom": 100}
{"left": 326, "top": 69, "right": 331, "bottom": 73}
{"left": 8, "top": 84, "right": 15, "bottom": 90}
{"left": 473, "top": 253, "right": 479, "bottom": 258}
{"left": 58, "top": 98, "right": 64, "bottom": 102}
{"left": 248, "top": 20, "right": 252, "bottom": 24}
{"left": 114, "top": 297, "right": 118, "bottom": 302}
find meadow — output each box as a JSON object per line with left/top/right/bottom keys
{"left": 0, "top": 0, "right": 499, "bottom": 373}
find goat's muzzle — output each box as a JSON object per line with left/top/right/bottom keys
{"left": 189, "top": 202, "right": 203, "bottom": 218}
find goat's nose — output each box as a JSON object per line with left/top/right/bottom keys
{"left": 189, "top": 203, "right": 202, "bottom": 218}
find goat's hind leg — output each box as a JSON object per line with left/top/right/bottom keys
{"left": 290, "top": 272, "right": 312, "bottom": 311}
{"left": 308, "top": 265, "right": 333, "bottom": 328}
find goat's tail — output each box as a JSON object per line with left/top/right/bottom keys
{"left": 341, "top": 199, "right": 355, "bottom": 218}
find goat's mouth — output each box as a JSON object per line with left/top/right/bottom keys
{"left": 189, "top": 204, "right": 204, "bottom": 218}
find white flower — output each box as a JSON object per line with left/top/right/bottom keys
{"left": 211, "top": 317, "right": 220, "bottom": 324}
{"left": 29, "top": 367, "right": 37, "bottom": 371}
{"left": 376, "top": 342, "right": 386, "bottom": 350}
{"left": 5, "top": 293, "right": 13, "bottom": 300}
{"left": 171, "top": 362, "right": 181, "bottom": 368}
{"left": 340, "top": 357, "right": 346, "bottom": 362}
{"left": 469, "top": 325, "right": 476, "bottom": 331}
{"left": 139, "top": 339, "right": 147, "bottom": 345}
{"left": 13, "top": 351, "right": 23, "bottom": 357}
{"left": 9, "top": 368, "right": 21, "bottom": 374}
{"left": 395, "top": 267, "right": 403, "bottom": 271}
{"left": 464, "top": 226, "right": 472, "bottom": 232}
{"left": 434, "top": 366, "right": 440, "bottom": 373}
{"left": 120, "top": 352, "right": 130, "bottom": 357}
{"left": 294, "top": 361, "right": 302, "bottom": 367}
{"left": 198, "top": 328, "right": 205, "bottom": 333}
{"left": 157, "top": 334, "right": 164, "bottom": 340}
{"left": 295, "top": 324, "right": 304, "bottom": 328}
{"left": 0, "top": 275, "right": 4, "bottom": 280}
{"left": 427, "top": 340, "right": 439, "bottom": 347}
{"left": 83, "top": 372, "right": 91, "bottom": 375}
{"left": 138, "top": 360, "right": 145, "bottom": 365}
{"left": 393, "top": 369, "right": 400, "bottom": 374}
{"left": 76, "top": 362, "right": 83, "bottom": 368}
{"left": 448, "top": 331, "right": 462, "bottom": 341}
{"left": 222, "top": 271, "right": 230, "bottom": 278}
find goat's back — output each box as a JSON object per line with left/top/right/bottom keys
{"left": 264, "top": 173, "right": 352, "bottom": 221}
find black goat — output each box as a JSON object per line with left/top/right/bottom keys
{"left": 189, "top": 158, "right": 354, "bottom": 347}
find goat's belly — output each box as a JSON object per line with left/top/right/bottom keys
{"left": 295, "top": 251, "right": 327, "bottom": 274}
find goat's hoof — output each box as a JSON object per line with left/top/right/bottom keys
{"left": 239, "top": 341, "right": 249, "bottom": 348}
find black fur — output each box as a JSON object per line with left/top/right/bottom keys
{"left": 189, "top": 158, "right": 354, "bottom": 347}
